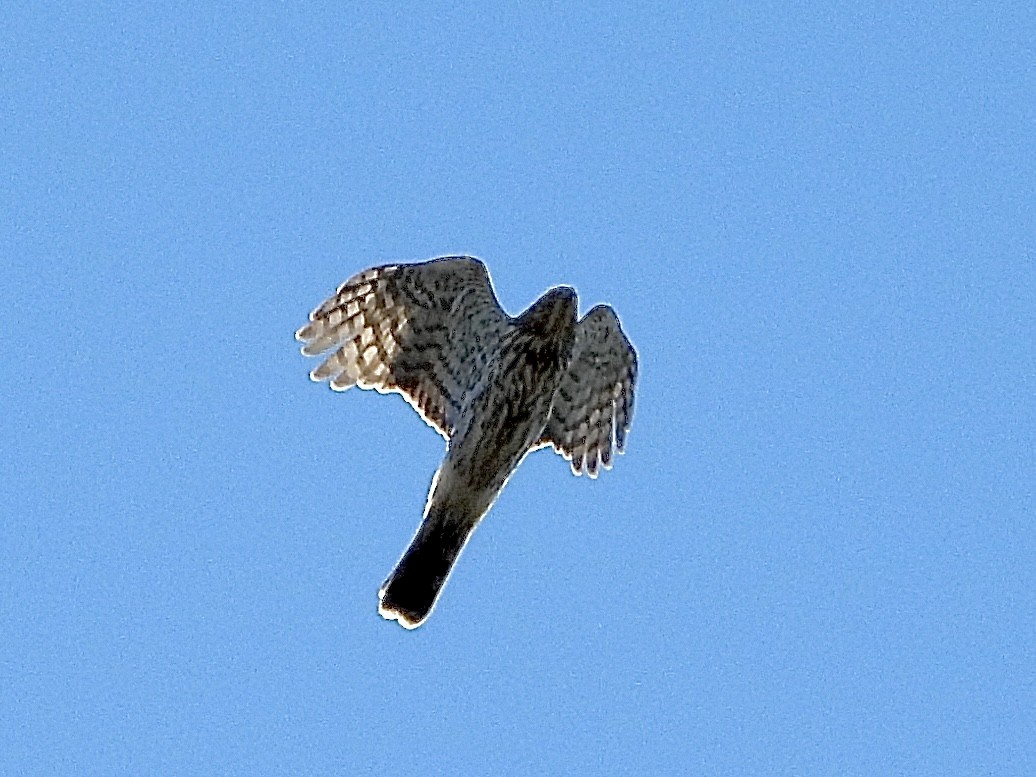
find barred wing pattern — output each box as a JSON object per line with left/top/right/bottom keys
{"left": 295, "top": 257, "right": 510, "bottom": 438}
{"left": 539, "top": 304, "right": 638, "bottom": 478}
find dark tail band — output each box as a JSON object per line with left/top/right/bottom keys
{"left": 378, "top": 505, "right": 477, "bottom": 629}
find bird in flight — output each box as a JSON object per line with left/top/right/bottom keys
{"left": 296, "top": 256, "right": 637, "bottom": 628}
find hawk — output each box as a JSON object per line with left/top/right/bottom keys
{"left": 296, "top": 256, "right": 637, "bottom": 629}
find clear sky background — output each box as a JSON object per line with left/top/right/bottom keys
{"left": 2, "top": 3, "right": 1034, "bottom": 775}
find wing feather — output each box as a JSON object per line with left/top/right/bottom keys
{"left": 296, "top": 256, "right": 510, "bottom": 438}
{"left": 540, "top": 304, "right": 637, "bottom": 477}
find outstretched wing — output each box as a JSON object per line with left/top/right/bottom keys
{"left": 539, "top": 304, "right": 637, "bottom": 478}
{"left": 296, "top": 256, "right": 510, "bottom": 438}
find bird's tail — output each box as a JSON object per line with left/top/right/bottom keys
{"left": 378, "top": 503, "right": 478, "bottom": 629}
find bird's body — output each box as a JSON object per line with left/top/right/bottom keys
{"left": 296, "top": 257, "right": 636, "bottom": 628}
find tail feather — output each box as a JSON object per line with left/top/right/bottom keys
{"left": 378, "top": 505, "right": 477, "bottom": 629}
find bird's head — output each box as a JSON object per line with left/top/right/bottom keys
{"left": 517, "top": 286, "right": 577, "bottom": 337}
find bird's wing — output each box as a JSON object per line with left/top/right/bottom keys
{"left": 296, "top": 256, "right": 510, "bottom": 438}
{"left": 538, "top": 304, "right": 637, "bottom": 477}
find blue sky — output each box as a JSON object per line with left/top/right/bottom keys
{"left": 2, "top": 2, "right": 1034, "bottom": 774}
